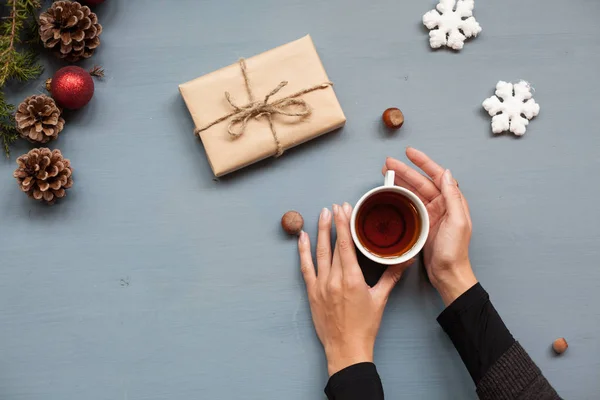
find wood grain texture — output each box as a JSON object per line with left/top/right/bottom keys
{"left": 1, "top": 0, "right": 599, "bottom": 398}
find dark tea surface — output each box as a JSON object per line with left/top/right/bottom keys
{"left": 355, "top": 191, "right": 421, "bottom": 258}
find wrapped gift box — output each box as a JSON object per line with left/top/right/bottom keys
{"left": 179, "top": 35, "right": 346, "bottom": 177}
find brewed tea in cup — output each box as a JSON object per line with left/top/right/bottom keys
{"left": 351, "top": 171, "right": 429, "bottom": 265}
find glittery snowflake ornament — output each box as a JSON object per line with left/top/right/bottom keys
{"left": 423, "top": 0, "right": 482, "bottom": 50}
{"left": 483, "top": 81, "right": 540, "bottom": 136}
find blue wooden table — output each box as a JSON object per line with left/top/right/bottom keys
{"left": 1, "top": 0, "right": 599, "bottom": 398}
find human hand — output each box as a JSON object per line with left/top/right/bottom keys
{"left": 298, "top": 203, "right": 412, "bottom": 376}
{"left": 382, "top": 148, "right": 477, "bottom": 306}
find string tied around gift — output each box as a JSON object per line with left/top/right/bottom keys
{"left": 194, "top": 58, "right": 333, "bottom": 157}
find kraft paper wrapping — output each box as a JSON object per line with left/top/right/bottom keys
{"left": 179, "top": 35, "right": 346, "bottom": 177}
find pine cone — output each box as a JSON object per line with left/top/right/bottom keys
{"left": 13, "top": 148, "right": 73, "bottom": 204}
{"left": 15, "top": 95, "right": 65, "bottom": 144}
{"left": 39, "top": 1, "right": 102, "bottom": 62}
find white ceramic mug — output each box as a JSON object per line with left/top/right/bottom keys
{"left": 350, "top": 170, "right": 430, "bottom": 265}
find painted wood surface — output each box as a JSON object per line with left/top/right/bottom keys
{"left": 1, "top": 0, "right": 599, "bottom": 398}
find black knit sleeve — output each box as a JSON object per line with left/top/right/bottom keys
{"left": 437, "top": 282, "right": 515, "bottom": 383}
{"left": 437, "top": 283, "right": 561, "bottom": 399}
{"left": 477, "top": 342, "right": 561, "bottom": 400}
{"left": 324, "top": 362, "right": 384, "bottom": 400}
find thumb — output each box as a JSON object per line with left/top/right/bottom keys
{"left": 373, "top": 259, "right": 414, "bottom": 300}
{"left": 441, "top": 169, "right": 465, "bottom": 221}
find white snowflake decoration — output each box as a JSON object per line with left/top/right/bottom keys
{"left": 423, "top": 0, "right": 482, "bottom": 50}
{"left": 482, "top": 81, "right": 540, "bottom": 136}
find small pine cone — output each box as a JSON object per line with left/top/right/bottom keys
{"left": 39, "top": 1, "right": 102, "bottom": 62}
{"left": 13, "top": 148, "right": 73, "bottom": 204}
{"left": 15, "top": 95, "right": 65, "bottom": 144}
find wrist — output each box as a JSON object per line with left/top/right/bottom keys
{"left": 432, "top": 262, "right": 478, "bottom": 306}
{"left": 325, "top": 345, "right": 373, "bottom": 376}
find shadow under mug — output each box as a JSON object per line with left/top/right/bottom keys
{"left": 350, "top": 170, "right": 430, "bottom": 265}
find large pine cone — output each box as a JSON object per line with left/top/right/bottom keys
{"left": 39, "top": 1, "right": 102, "bottom": 62}
{"left": 15, "top": 95, "right": 65, "bottom": 144}
{"left": 13, "top": 148, "right": 73, "bottom": 204}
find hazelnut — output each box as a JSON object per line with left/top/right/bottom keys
{"left": 382, "top": 108, "right": 404, "bottom": 129}
{"left": 552, "top": 338, "right": 568, "bottom": 354}
{"left": 281, "top": 211, "right": 304, "bottom": 235}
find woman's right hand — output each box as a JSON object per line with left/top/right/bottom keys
{"left": 382, "top": 148, "right": 478, "bottom": 306}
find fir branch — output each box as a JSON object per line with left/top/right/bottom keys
{"left": 0, "top": 0, "right": 42, "bottom": 157}
{"left": 0, "top": 91, "right": 19, "bottom": 158}
{"left": 0, "top": 0, "right": 43, "bottom": 86}
{"left": 24, "top": 0, "right": 41, "bottom": 45}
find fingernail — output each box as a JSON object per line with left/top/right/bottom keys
{"left": 342, "top": 202, "right": 352, "bottom": 215}
{"left": 320, "top": 208, "right": 330, "bottom": 221}
{"left": 332, "top": 204, "right": 339, "bottom": 216}
{"left": 299, "top": 231, "right": 308, "bottom": 243}
{"left": 444, "top": 169, "right": 454, "bottom": 185}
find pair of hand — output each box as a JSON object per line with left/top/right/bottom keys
{"left": 297, "top": 148, "right": 478, "bottom": 376}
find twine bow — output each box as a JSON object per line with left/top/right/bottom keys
{"left": 194, "top": 59, "right": 332, "bottom": 157}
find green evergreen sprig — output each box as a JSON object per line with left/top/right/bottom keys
{"left": 0, "top": 0, "right": 43, "bottom": 157}
{"left": 0, "top": 91, "right": 18, "bottom": 156}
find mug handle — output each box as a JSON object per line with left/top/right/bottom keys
{"left": 384, "top": 170, "right": 395, "bottom": 187}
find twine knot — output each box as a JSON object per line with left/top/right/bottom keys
{"left": 194, "top": 59, "right": 332, "bottom": 157}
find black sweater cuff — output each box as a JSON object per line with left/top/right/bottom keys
{"left": 325, "top": 362, "right": 384, "bottom": 400}
{"left": 477, "top": 342, "right": 561, "bottom": 400}
{"left": 437, "top": 283, "right": 515, "bottom": 384}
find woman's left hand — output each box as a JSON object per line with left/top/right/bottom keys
{"left": 298, "top": 202, "right": 412, "bottom": 376}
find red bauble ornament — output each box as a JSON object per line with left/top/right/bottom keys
{"left": 50, "top": 66, "right": 95, "bottom": 110}
{"left": 80, "top": 0, "right": 106, "bottom": 5}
